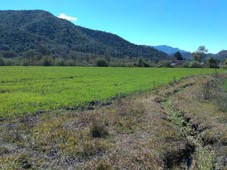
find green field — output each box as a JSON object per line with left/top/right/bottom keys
{"left": 0, "top": 67, "right": 223, "bottom": 116}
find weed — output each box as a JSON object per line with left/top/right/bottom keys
{"left": 162, "top": 142, "right": 195, "bottom": 169}
{"left": 16, "top": 153, "right": 32, "bottom": 169}
{"left": 216, "top": 94, "right": 227, "bottom": 112}
{"left": 202, "top": 81, "right": 212, "bottom": 100}
{"left": 0, "top": 147, "right": 9, "bottom": 156}
{"left": 224, "top": 79, "right": 227, "bottom": 91}
{"left": 193, "top": 141, "right": 215, "bottom": 170}
{"left": 82, "top": 139, "right": 108, "bottom": 158}
{"left": 96, "top": 160, "right": 112, "bottom": 170}
{"left": 201, "top": 77, "right": 227, "bottom": 111}
{"left": 90, "top": 120, "right": 109, "bottom": 138}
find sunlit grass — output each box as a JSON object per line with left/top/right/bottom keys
{"left": 0, "top": 66, "right": 223, "bottom": 116}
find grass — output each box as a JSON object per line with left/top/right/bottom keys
{"left": 224, "top": 79, "right": 227, "bottom": 91}
{"left": 169, "top": 74, "right": 227, "bottom": 169}
{"left": 0, "top": 85, "right": 186, "bottom": 169}
{"left": 1, "top": 73, "right": 226, "bottom": 169}
{"left": 0, "top": 66, "right": 224, "bottom": 116}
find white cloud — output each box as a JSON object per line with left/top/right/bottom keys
{"left": 58, "top": 13, "right": 77, "bottom": 22}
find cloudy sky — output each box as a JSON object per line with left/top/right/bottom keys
{"left": 1, "top": 0, "right": 227, "bottom": 53}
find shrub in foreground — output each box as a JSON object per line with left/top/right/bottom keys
{"left": 90, "top": 121, "right": 109, "bottom": 138}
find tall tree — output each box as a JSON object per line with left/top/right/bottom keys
{"left": 207, "top": 57, "right": 219, "bottom": 68}
{"left": 174, "top": 51, "right": 183, "bottom": 60}
{"left": 192, "top": 46, "right": 208, "bottom": 62}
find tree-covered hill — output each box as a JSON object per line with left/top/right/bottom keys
{"left": 152, "top": 45, "right": 192, "bottom": 60}
{"left": 214, "top": 50, "right": 227, "bottom": 61}
{"left": 0, "top": 10, "right": 168, "bottom": 65}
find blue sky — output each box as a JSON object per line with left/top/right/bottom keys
{"left": 1, "top": 0, "right": 227, "bottom": 53}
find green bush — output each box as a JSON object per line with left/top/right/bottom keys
{"left": 0, "top": 57, "right": 5, "bottom": 66}
{"left": 96, "top": 59, "right": 108, "bottom": 67}
{"left": 207, "top": 57, "right": 219, "bottom": 68}
{"left": 189, "top": 61, "right": 202, "bottom": 68}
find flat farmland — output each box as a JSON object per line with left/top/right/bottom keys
{"left": 0, "top": 67, "right": 222, "bottom": 116}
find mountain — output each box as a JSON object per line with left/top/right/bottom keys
{"left": 152, "top": 45, "right": 192, "bottom": 60}
{"left": 0, "top": 10, "right": 168, "bottom": 65}
{"left": 213, "top": 50, "right": 227, "bottom": 61}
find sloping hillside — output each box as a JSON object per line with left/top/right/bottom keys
{"left": 153, "top": 45, "right": 192, "bottom": 60}
{"left": 0, "top": 10, "right": 168, "bottom": 62}
{"left": 214, "top": 50, "right": 227, "bottom": 61}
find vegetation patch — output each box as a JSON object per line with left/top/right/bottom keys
{"left": 0, "top": 80, "right": 188, "bottom": 169}
{"left": 90, "top": 120, "right": 109, "bottom": 138}
{"left": 0, "top": 70, "right": 226, "bottom": 169}
{"left": 0, "top": 67, "right": 222, "bottom": 116}
{"left": 224, "top": 79, "right": 227, "bottom": 91}
{"left": 169, "top": 74, "right": 227, "bottom": 169}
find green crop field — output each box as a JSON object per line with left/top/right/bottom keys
{"left": 0, "top": 67, "right": 223, "bottom": 116}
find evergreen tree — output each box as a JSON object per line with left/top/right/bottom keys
{"left": 174, "top": 51, "right": 183, "bottom": 60}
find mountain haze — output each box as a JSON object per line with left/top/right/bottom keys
{"left": 213, "top": 50, "right": 227, "bottom": 61}
{"left": 152, "top": 45, "right": 192, "bottom": 60}
{"left": 0, "top": 10, "right": 168, "bottom": 63}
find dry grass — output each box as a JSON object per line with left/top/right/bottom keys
{"left": 0, "top": 89, "right": 186, "bottom": 169}
{"left": 1, "top": 73, "right": 226, "bottom": 169}
{"left": 169, "top": 74, "right": 227, "bottom": 169}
